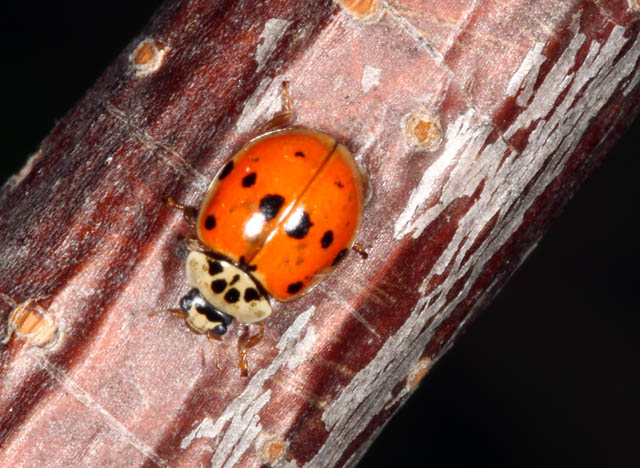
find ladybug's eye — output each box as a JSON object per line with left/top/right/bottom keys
{"left": 213, "top": 324, "right": 228, "bottom": 335}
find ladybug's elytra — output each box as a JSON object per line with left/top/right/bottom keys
{"left": 166, "top": 84, "right": 365, "bottom": 341}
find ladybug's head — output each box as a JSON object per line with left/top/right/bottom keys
{"left": 180, "top": 288, "right": 233, "bottom": 336}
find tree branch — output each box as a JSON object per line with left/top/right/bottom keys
{"left": 1, "top": 1, "right": 639, "bottom": 467}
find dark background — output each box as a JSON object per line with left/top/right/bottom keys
{"left": 1, "top": 3, "right": 638, "bottom": 467}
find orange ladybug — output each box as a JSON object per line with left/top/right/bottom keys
{"left": 167, "top": 84, "right": 365, "bottom": 339}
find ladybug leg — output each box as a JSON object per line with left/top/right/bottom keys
{"left": 150, "top": 308, "right": 207, "bottom": 339}
{"left": 352, "top": 242, "right": 369, "bottom": 260}
{"left": 205, "top": 332, "right": 223, "bottom": 371}
{"left": 206, "top": 331, "right": 223, "bottom": 343}
{"left": 257, "top": 81, "right": 293, "bottom": 134}
{"left": 166, "top": 197, "right": 198, "bottom": 229}
{"left": 180, "top": 235, "right": 211, "bottom": 254}
{"left": 148, "top": 307, "right": 186, "bottom": 319}
{"left": 237, "top": 323, "right": 265, "bottom": 377}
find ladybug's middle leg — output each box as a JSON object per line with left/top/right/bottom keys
{"left": 166, "top": 197, "right": 198, "bottom": 229}
{"left": 180, "top": 235, "right": 211, "bottom": 254}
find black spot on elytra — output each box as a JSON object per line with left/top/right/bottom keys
{"left": 242, "top": 172, "right": 257, "bottom": 187}
{"left": 332, "top": 248, "right": 348, "bottom": 266}
{"left": 208, "top": 260, "right": 223, "bottom": 275}
{"left": 244, "top": 288, "right": 260, "bottom": 302}
{"left": 294, "top": 151, "right": 305, "bottom": 158}
{"left": 204, "top": 215, "right": 216, "bottom": 230}
{"left": 211, "top": 279, "right": 227, "bottom": 294}
{"left": 224, "top": 288, "right": 240, "bottom": 303}
{"left": 287, "top": 282, "right": 303, "bottom": 294}
{"left": 218, "top": 161, "right": 234, "bottom": 179}
{"left": 230, "top": 274, "right": 240, "bottom": 286}
{"left": 259, "top": 194, "right": 285, "bottom": 221}
{"left": 285, "top": 211, "right": 312, "bottom": 239}
{"left": 334, "top": 180, "right": 344, "bottom": 189}
{"left": 321, "top": 230, "right": 334, "bottom": 249}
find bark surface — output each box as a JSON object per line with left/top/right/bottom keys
{"left": 1, "top": 1, "right": 639, "bottom": 467}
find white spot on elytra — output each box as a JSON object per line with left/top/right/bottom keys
{"left": 256, "top": 19, "right": 291, "bottom": 72}
{"left": 244, "top": 212, "right": 266, "bottom": 240}
{"left": 284, "top": 208, "right": 306, "bottom": 234}
{"left": 361, "top": 65, "right": 381, "bottom": 93}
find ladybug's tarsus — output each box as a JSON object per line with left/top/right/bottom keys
{"left": 238, "top": 323, "right": 265, "bottom": 377}
{"left": 180, "top": 235, "right": 210, "bottom": 254}
{"left": 352, "top": 242, "right": 369, "bottom": 260}
{"left": 166, "top": 197, "right": 198, "bottom": 229}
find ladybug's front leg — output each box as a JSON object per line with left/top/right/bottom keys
{"left": 148, "top": 307, "right": 187, "bottom": 321}
{"left": 180, "top": 235, "right": 211, "bottom": 254}
{"left": 166, "top": 197, "right": 198, "bottom": 229}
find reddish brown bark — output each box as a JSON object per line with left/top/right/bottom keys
{"left": 1, "top": 1, "right": 639, "bottom": 467}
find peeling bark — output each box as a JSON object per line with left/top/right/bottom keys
{"left": 1, "top": 1, "right": 639, "bottom": 467}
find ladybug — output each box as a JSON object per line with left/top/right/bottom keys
{"left": 166, "top": 84, "right": 365, "bottom": 342}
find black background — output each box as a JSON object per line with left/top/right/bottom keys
{"left": 1, "top": 3, "right": 638, "bottom": 467}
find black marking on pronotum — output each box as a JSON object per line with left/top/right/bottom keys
{"left": 294, "top": 151, "right": 305, "bottom": 158}
{"left": 224, "top": 288, "right": 240, "bottom": 303}
{"left": 218, "top": 161, "right": 234, "bottom": 179}
{"left": 259, "top": 194, "right": 285, "bottom": 221}
{"left": 332, "top": 248, "right": 348, "bottom": 266}
{"left": 321, "top": 230, "right": 334, "bottom": 249}
{"left": 287, "top": 282, "right": 303, "bottom": 294}
{"left": 180, "top": 288, "right": 201, "bottom": 315}
{"left": 242, "top": 172, "right": 257, "bottom": 187}
{"left": 208, "top": 260, "right": 223, "bottom": 275}
{"left": 211, "top": 279, "right": 227, "bottom": 294}
{"left": 285, "top": 210, "right": 312, "bottom": 239}
{"left": 244, "top": 288, "right": 260, "bottom": 302}
{"left": 205, "top": 215, "right": 216, "bottom": 230}
{"left": 230, "top": 274, "right": 240, "bottom": 286}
